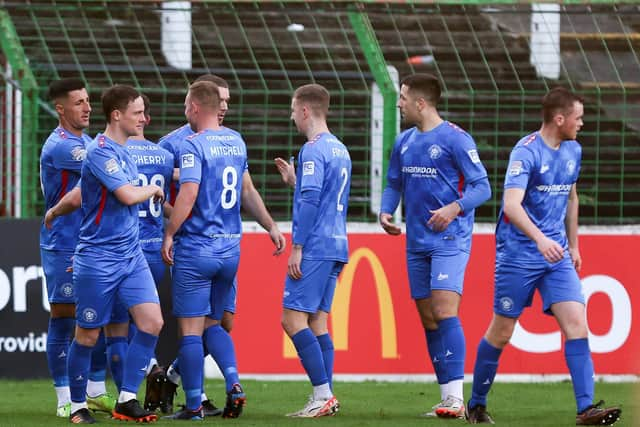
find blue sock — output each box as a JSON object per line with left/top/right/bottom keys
{"left": 89, "top": 330, "right": 107, "bottom": 382}
{"left": 438, "top": 317, "right": 466, "bottom": 383}
{"left": 204, "top": 325, "right": 240, "bottom": 391}
{"left": 46, "top": 317, "right": 75, "bottom": 387}
{"left": 565, "top": 338, "right": 594, "bottom": 413}
{"left": 106, "top": 336, "right": 128, "bottom": 391}
{"left": 425, "top": 328, "right": 448, "bottom": 386}
{"left": 178, "top": 335, "right": 204, "bottom": 410}
{"left": 291, "top": 328, "right": 328, "bottom": 387}
{"left": 316, "top": 333, "right": 334, "bottom": 391}
{"left": 120, "top": 330, "right": 158, "bottom": 395}
{"left": 470, "top": 338, "right": 502, "bottom": 408}
{"left": 67, "top": 339, "right": 93, "bottom": 403}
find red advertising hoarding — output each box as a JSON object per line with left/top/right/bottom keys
{"left": 233, "top": 232, "right": 639, "bottom": 375}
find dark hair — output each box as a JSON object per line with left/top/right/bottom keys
{"left": 188, "top": 81, "right": 220, "bottom": 111}
{"left": 293, "top": 84, "right": 330, "bottom": 116}
{"left": 48, "top": 78, "right": 86, "bottom": 101}
{"left": 401, "top": 73, "right": 441, "bottom": 106}
{"left": 194, "top": 74, "right": 229, "bottom": 89}
{"left": 101, "top": 85, "right": 141, "bottom": 124}
{"left": 140, "top": 93, "right": 151, "bottom": 118}
{"left": 542, "top": 87, "right": 584, "bottom": 123}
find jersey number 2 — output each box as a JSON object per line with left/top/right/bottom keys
{"left": 337, "top": 167, "right": 348, "bottom": 212}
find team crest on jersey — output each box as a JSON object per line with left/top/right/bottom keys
{"left": 82, "top": 308, "right": 98, "bottom": 323}
{"left": 428, "top": 144, "right": 442, "bottom": 159}
{"left": 71, "top": 146, "right": 87, "bottom": 161}
{"left": 499, "top": 297, "right": 514, "bottom": 312}
{"left": 509, "top": 161, "right": 522, "bottom": 176}
{"left": 181, "top": 153, "right": 195, "bottom": 168}
{"left": 61, "top": 283, "right": 74, "bottom": 298}
{"left": 303, "top": 161, "right": 315, "bottom": 176}
{"left": 467, "top": 149, "right": 481, "bottom": 164}
{"left": 104, "top": 158, "right": 120, "bottom": 174}
{"left": 566, "top": 160, "right": 576, "bottom": 175}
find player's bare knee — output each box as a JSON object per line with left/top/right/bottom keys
{"left": 75, "top": 327, "right": 101, "bottom": 347}
{"left": 486, "top": 315, "right": 516, "bottom": 348}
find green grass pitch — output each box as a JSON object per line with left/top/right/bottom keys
{"left": 0, "top": 379, "right": 635, "bottom": 426}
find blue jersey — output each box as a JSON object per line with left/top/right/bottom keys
{"left": 126, "top": 139, "right": 174, "bottom": 253}
{"left": 76, "top": 134, "right": 141, "bottom": 257}
{"left": 385, "top": 121, "right": 488, "bottom": 252}
{"left": 176, "top": 128, "right": 248, "bottom": 256}
{"left": 496, "top": 132, "right": 582, "bottom": 265}
{"left": 292, "top": 132, "right": 351, "bottom": 262}
{"left": 39, "top": 126, "right": 91, "bottom": 250}
{"left": 159, "top": 124, "right": 240, "bottom": 204}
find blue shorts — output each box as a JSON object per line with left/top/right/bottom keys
{"left": 283, "top": 259, "right": 344, "bottom": 313}
{"left": 143, "top": 249, "right": 166, "bottom": 288}
{"left": 406, "top": 249, "right": 470, "bottom": 299}
{"left": 208, "top": 276, "right": 237, "bottom": 320}
{"left": 73, "top": 249, "right": 159, "bottom": 328}
{"left": 40, "top": 248, "right": 76, "bottom": 304}
{"left": 494, "top": 255, "right": 584, "bottom": 318}
{"left": 172, "top": 253, "right": 238, "bottom": 318}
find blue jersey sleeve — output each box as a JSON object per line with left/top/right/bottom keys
{"left": 386, "top": 136, "right": 404, "bottom": 192}
{"left": 178, "top": 139, "right": 203, "bottom": 184}
{"left": 52, "top": 138, "right": 86, "bottom": 172}
{"left": 86, "top": 145, "right": 132, "bottom": 192}
{"left": 504, "top": 146, "right": 535, "bottom": 189}
{"left": 450, "top": 133, "right": 488, "bottom": 184}
{"left": 299, "top": 143, "right": 325, "bottom": 193}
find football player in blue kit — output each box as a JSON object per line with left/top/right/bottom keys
{"left": 466, "top": 88, "right": 621, "bottom": 425}
{"left": 44, "top": 94, "right": 174, "bottom": 396}
{"left": 39, "top": 78, "right": 113, "bottom": 418}
{"left": 161, "top": 81, "right": 285, "bottom": 420}
{"left": 65, "top": 85, "right": 165, "bottom": 424}
{"left": 379, "top": 74, "right": 491, "bottom": 418}
{"left": 150, "top": 75, "right": 244, "bottom": 416}
{"left": 280, "top": 84, "right": 352, "bottom": 418}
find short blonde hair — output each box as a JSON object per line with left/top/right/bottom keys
{"left": 293, "top": 84, "right": 330, "bottom": 117}
{"left": 188, "top": 81, "right": 220, "bottom": 111}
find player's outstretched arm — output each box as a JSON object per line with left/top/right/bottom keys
{"left": 565, "top": 184, "right": 581, "bottom": 271}
{"left": 274, "top": 157, "right": 296, "bottom": 187}
{"left": 241, "top": 171, "right": 286, "bottom": 255}
{"left": 162, "top": 182, "right": 198, "bottom": 265}
{"left": 503, "top": 188, "right": 564, "bottom": 263}
{"left": 44, "top": 186, "right": 82, "bottom": 229}
{"left": 114, "top": 184, "right": 164, "bottom": 206}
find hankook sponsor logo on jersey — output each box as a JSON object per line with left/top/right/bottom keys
{"left": 402, "top": 166, "right": 438, "bottom": 178}
{"left": 536, "top": 184, "right": 571, "bottom": 194}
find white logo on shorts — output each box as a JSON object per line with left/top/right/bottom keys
{"left": 500, "top": 297, "right": 514, "bottom": 312}
{"left": 82, "top": 308, "right": 98, "bottom": 323}
{"left": 61, "top": 283, "right": 74, "bottom": 297}
{"left": 437, "top": 272, "right": 449, "bottom": 281}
